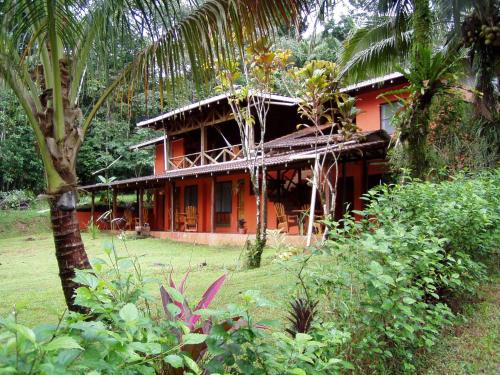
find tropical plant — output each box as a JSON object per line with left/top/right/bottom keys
{"left": 0, "top": 0, "right": 304, "bottom": 311}
{"left": 462, "top": 0, "right": 500, "bottom": 121}
{"left": 301, "top": 170, "right": 500, "bottom": 372}
{"left": 288, "top": 60, "right": 359, "bottom": 243}
{"left": 160, "top": 271, "right": 227, "bottom": 333}
{"left": 285, "top": 297, "right": 319, "bottom": 337}
{"left": 0, "top": 244, "right": 193, "bottom": 374}
{"left": 216, "top": 40, "right": 292, "bottom": 268}
{"left": 341, "top": 1, "right": 488, "bottom": 177}
{"left": 387, "top": 47, "right": 463, "bottom": 178}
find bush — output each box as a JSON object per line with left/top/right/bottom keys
{"left": 0, "top": 242, "right": 202, "bottom": 374}
{"left": 0, "top": 190, "right": 36, "bottom": 210}
{"left": 301, "top": 170, "right": 500, "bottom": 373}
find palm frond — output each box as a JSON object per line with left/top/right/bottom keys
{"left": 116, "top": 0, "right": 304, "bottom": 104}
{"left": 340, "top": 16, "right": 412, "bottom": 82}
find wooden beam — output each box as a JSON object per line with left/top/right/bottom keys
{"left": 138, "top": 188, "right": 144, "bottom": 227}
{"left": 200, "top": 124, "right": 206, "bottom": 165}
{"left": 170, "top": 182, "right": 174, "bottom": 232}
{"left": 90, "top": 192, "right": 95, "bottom": 223}
{"left": 211, "top": 176, "right": 216, "bottom": 233}
{"left": 112, "top": 189, "right": 117, "bottom": 230}
{"left": 165, "top": 109, "right": 234, "bottom": 136}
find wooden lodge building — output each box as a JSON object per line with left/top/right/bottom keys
{"left": 77, "top": 73, "right": 407, "bottom": 246}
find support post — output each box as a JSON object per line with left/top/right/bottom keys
{"left": 90, "top": 191, "right": 95, "bottom": 223}
{"left": 306, "top": 156, "right": 319, "bottom": 247}
{"left": 112, "top": 189, "right": 117, "bottom": 230}
{"left": 363, "top": 159, "right": 368, "bottom": 195}
{"left": 324, "top": 166, "right": 331, "bottom": 216}
{"left": 201, "top": 125, "right": 206, "bottom": 165}
{"left": 341, "top": 159, "right": 347, "bottom": 215}
{"left": 211, "top": 176, "right": 216, "bottom": 233}
{"left": 138, "top": 188, "right": 144, "bottom": 227}
{"left": 170, "top": 182, "right": 175, "bottom": 232}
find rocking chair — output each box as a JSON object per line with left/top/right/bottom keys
{"left": 274, "top": 202, "right": 298, "bottom": 233}
{"left": 185, "top": 205, "right": 198, "bottom": 232}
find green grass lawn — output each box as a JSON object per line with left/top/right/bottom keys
{"left": 0, "top": 228, "right": 298, "bottom": 327}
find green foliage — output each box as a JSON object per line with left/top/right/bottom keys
{"left": 0, "top": 190, "right": 36, "bottom": 210}
{"left": 1, "top": 172, "right": 497, "bottom": 373}
{"left": 204, "top": 291, "right": 353, "bottom": 374}
{"left": 299, "top": 171, "right": 500, "bottom": 373}
{"left": 384, "top": 46, "right": 463, "bottom": 179}
{"left": 0, "top": 88, "right": 45, "bottom": 193}
{"left": 0, "top": 243, "right": 188, "bottom": 374}
{"left": 86, "top": 218, "right": 100, "bottom": 240}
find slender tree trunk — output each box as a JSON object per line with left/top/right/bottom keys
{"left": 49, "top": 193, "right": 92, "bottom": 313}
{"left": 406, "top": 0, "right": 432, "bottom": 179}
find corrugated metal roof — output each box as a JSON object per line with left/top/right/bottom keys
{"left": 340, "top": 72, "right": 404, "bottom": 93}
{"left": 136, "top": 91, "right": 301, "bottom": 128}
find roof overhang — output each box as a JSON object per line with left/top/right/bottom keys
{"left": 136, "top": 91, "right": 300, "bottom": 129}
{"left": 340, "top": 72, "right": 405, "bottom": 94}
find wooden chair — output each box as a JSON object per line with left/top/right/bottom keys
{"left": 185, "top": 205, "right": 198, "bottom": 232}
{"left": 274, "top": 202, "right": 298, "bottom": 233}
{"left": 123, "top": 209, "right": 134, "bottom": 230}
{"left": 174, "top": 209, "right": 185, "bottom": 231}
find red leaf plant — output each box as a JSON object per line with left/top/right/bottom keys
{"left": 160, "top": 271, "right": 236, "bottom": 374}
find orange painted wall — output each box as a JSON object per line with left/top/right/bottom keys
{"left": 171, "top": 139, "right": 184, "bottom": 157}
{"left": 355, "top": 83, "right": 408, "bottom": 131}
{"left": 154, "top": 144, "right": 164, "bottom": 175}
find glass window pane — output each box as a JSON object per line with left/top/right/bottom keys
{"left": 380, "top": 102, "right": 402, "bottom": 134}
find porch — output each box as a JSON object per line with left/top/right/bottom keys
{"left": 78, "top": 130, "right": 390, "bottom": 243}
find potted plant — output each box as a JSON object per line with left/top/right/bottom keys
{"left": 238, "top": 219, "right": 247, "bottom": 234}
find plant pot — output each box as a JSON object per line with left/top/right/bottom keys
{"left": 238, "top": 228, "right": 247, "bottom": 234}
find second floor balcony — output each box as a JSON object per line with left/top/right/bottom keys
{"left": 166, "top": 143, "right": 244, "bottom": 170}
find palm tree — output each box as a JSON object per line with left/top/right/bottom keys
{"left": 341, "top": 0, "right": 437, "bottom": 178}
{"left": 0, "top": 0, "right": 304, "bottom": 312}
{"left": 462, "top": 0, "right": 499, "bottom": 122}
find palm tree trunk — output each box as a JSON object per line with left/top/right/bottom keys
{"left": 49, "top": 193, "right": 91, "bottom": 313}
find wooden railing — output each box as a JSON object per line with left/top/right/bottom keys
{"left": 168, "top": 144, "right": 243, "bottom": 170}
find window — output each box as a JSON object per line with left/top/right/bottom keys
{"left": 215, "top": 181, "right": 232, "bottom": 226}
{"left": 380, "top": 101, "right": 403, "bottom": 134}
{"left": 184, "top": 185, "right": 198, "bottom": 210}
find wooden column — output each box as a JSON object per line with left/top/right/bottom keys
{"left": 112, "top": 189, "right": 118, "bottom": 230}
{"left": 211, "top": 176, "right": 216, "bottom": 233}
{"left": 363, "top": 159, "right": 369, "bottom": 194}
{"left": 323, "top": 166, "right": 331, "bottom": 215}
{"left": 200, "top": 125, "right": 206, "bottom": 165}
{"left": 277, "top": 170, "right": 281, "bottom": 202}
{"left": 170, "top": 182, "right": 175, "bottom": 232}
{"left": 341, "top": 159, "right": 347, "bottom": 216}
{"left": 138, "top": 188, "right": 144, "bottom": 227}
{"left": 306, "top": 157, "right": 319, "bottom": 247}
{"left": 90, "top": 191, "right": 95, "bottom": 223}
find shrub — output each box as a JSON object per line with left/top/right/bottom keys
{"left": 301, "top": 170, "right": 500, "bottom": 373}
{"left": 0, "top": 190, "right": 36, "bottom": 210}
{"left": 0, "top": 242, "right": 203, "bottom": 374}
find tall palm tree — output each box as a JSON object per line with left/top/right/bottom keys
{"left": 462, "top": 0, "right": 499, "bottom": 121}
{"left": 0, "top": 0, "right": 304, "bottom": 312}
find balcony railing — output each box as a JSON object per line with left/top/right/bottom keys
{"left": 167, "top": 144, "right": 243, "bottom": 170}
